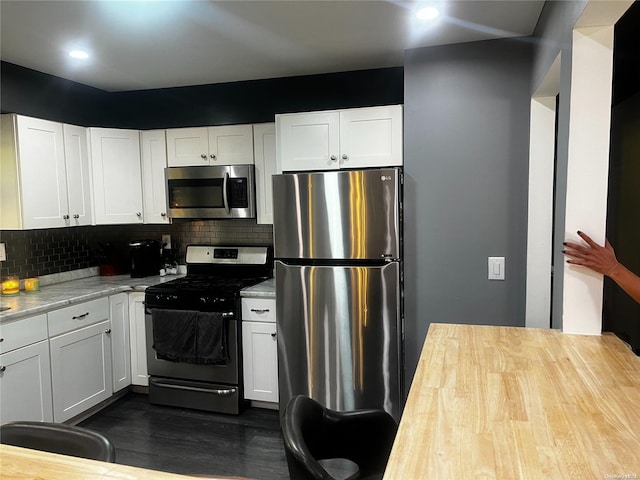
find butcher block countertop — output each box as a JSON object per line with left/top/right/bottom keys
{"left": 0, "top": 444, "right": 251, "bottom": 480}
{"left": 383, "top": 323, "right": 640, "bottom": 479}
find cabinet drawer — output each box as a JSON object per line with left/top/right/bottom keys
{"left": 242, "top": 298, "right": 276, "bottom": 322}
{"left": 0, "top": 314, "right": 48, "bottom": 355}
{"left": 48, "top": 298, "right": 109, "bottom": 337}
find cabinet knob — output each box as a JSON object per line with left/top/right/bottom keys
{"left": 0, "top": 338, "right": 4, "bottom": 342}
{"left": 341, "top": 154, "right": 348, "bottom": 160}
{"left": 63, "top": 214, "right": 70, "bottom": 220}
{"left": 271, "top": 333, "right": 276, "bottom": 338}
{"left": 330, "top": 155, "right": 337, "bottom": 162}
{"left": 200, "top": 154, "right": 207, "bottom": 159}
{"left": 210, "top": 154, "right": 217, "bottom": 160}
{"left": 0, "top": 366, "right": 6, "bottom": 373}
{"left": 105, "top": 329, "right": 111, "bottom": 334}
{"left": 161, "top": 212, "right": 166, "bottom": 217}
{"left": 136, "top": 212, "right": 142, "bottom": 217}
{"left": 73, "top": 214, "right": 80, "bottom": 219}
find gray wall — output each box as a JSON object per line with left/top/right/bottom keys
{"left": 530, "top": 1, "right": 587, "bottom": 93}
{"left": 403, "top": 38, "right": 532, "bottom": 392}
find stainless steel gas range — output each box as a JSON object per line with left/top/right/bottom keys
{"left": 144, "top": 245, "right": 273, "bottom": 414}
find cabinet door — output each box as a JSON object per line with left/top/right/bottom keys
{"left": 49, "top": 321, "right": 113, "bottom": 422}
{"left": 63, "top": 124, "right": 93, "bottom": 226}
{"left": 141, "top": 130, "right": 170, "bottom": 224}
{"left": 128, "top": 292, "right": 148, "bottom": 386}
{"left": 90, "top": 128, "right": 144, "bottom": 224}
{"left": 16, "top": 116, "right": 69, "bottom": 229}
{"left": 166, "top": 127, "right": 209, "bottom": 166}
{"left": 339, "top": 105, "right": 403, "bottom": 168}
{"left": 0, "top": 340, "right": 53, "bottom": 423}
{"left": 277, "top": 111, "right": 340, "bottom": 172}
{"left": 208, "top": 125, "right": 254, "bottom": 165}
{"left": 242, "top": 321, "right": 278, "bottom": 403}
{"left": 109, "top": 293, "right": 131, "bottom": 392}
{"left": 253, "top": 123, "right": 277, "bottom": 225}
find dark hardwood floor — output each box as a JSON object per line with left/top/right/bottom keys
{"left": 79, "top": 393, "right": 289, "bottom": 479}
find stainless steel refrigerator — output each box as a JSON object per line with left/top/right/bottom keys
{"left": 273, "top": 168, "right": 403, "bottom": 421}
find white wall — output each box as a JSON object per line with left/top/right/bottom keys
{"left": 562, "top": 25, "right": 615, "bottom": 335}
{"left": 526, "top": 95, "right": 556, "bottom": 328}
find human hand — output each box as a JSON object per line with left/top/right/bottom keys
{"left": 563, "top": 231, "right": 620, "bottom": 277}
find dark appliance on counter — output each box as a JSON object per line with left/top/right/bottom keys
{"left": 165, "top": 165, "right": 256, "bottom": 220}
{"left": 273, "top": 167, "right": 404, "bottom": 422}
{"left": 144, "top": 245, "right": 273, "bottom": 414}
{"left": 129, "top": 240, "right": 161, "bottom": 278}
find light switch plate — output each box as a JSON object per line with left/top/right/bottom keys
{"left": 488, "top": 256, "right": 505, "bottom": 280}
{"left": 0, "top": 243, "right": 6, "bottom": 262}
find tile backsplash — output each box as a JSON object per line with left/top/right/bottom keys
{"left": 0, "top": 220, "right": 272, "bottom": 279}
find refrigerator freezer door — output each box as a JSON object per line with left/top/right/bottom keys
{"left": 273, "top": 168, "right": 401, "bottom": 260}
{"left": 276, "top": 260, "right": 402, "bottom": 421}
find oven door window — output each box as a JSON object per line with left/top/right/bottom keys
{"left": 169, "top": 178, "right": 224, "bottom": 209}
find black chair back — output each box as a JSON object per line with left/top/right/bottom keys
{"left": 0, "top": 421, "right": 116, "bottom": 462}
{"left": 282, "top": 395, "right": 397, "bottom": 480}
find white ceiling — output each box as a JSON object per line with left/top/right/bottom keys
{"left": 0, "top": 0, "right": 545, "bottom": 92}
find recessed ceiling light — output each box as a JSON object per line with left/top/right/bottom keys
{"left": 416, "top": 6, "right": 440, "bottom": 21}
{"left": 69, "top": 50, "right": 89, "bottom": 60}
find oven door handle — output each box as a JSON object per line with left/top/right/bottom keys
{"left": 222, "top": 171, "right": 230, "bottom": 214}
{"left": 150, "top": 379, "right": 237, "bottom": 396}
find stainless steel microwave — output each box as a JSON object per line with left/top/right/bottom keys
{"left": 166, "top": 165, "right": 256, "bottom": 219}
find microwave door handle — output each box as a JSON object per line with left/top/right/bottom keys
{"left": 223, "top": 171, "right": 230, "bottom": 214}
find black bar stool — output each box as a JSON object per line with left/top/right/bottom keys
{"left": 0, "top": 421, "right": 116, "bottom": 462}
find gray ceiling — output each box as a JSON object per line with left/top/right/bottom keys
{"left": 0, "top": 0, "right": 545, "bottom": 92}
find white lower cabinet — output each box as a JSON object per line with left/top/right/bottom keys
{"left": 48, "top": 298, "right": 113, "bottom": 422}
{"left": 109, "top": 293, "right": 131, "bottom": 392}
{"left": 0, "top": 339, "right": 53, "bottom": 423}
{"left": 241, "top": 297, "right": 278, "bottom": 404}
{"left": 128, "top": 292, "right": 148, "bottom": 386}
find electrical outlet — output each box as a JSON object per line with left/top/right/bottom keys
{"left": 162, "top": 235, "right": 171, "bottom": 250}
{"left": 0, "top": 243, "right": 6, "bottom": 262}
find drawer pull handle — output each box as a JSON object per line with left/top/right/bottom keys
{"left": 0, "top": 366, "right": 6, "bottom": 373}
{"left": 250, "top": 309, "right": 270, "bottom": 314}
{"left": 72, "top": 312, "right": 90, "bottom": 320}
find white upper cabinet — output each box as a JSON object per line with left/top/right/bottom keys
{"left": 1, "top": 115, "right": 68, "bottom": 229}
{"left": 276, "top": 111, "right": 340, "bottom": 172}
{"left": 166, "top": 125, "right": 254, "bottom": 166}
{"left": 277, "top": 105, "right": 403, "bottom": 172}
{"left": 339, "top": 106, "right": 403, "bottom": 168}
{"left": 140, "top": 130, "right": 170, "bottom": 224}
{"left": 208, "top": 125, "right": 254, "bottom": 165}
{"left": 89, "top": 128, "right": 144, "bottom": 225}
{"left": 63, "top": 124, "right": 93, "bottom": 226}
{"left": 253, "top": 123, "right": 278, "bottom": 225}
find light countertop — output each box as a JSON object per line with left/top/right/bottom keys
{"left": 240, "top": 278, "right": 275, "bottom": 298}
{"left": 1, "top": 274, "right": 276, "bottom": 322}
{"left": 0, "top": 273, "right": 181, "bottom": 322}
{"left": 383, "top": 323, "right": 640, "bottom": 479}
